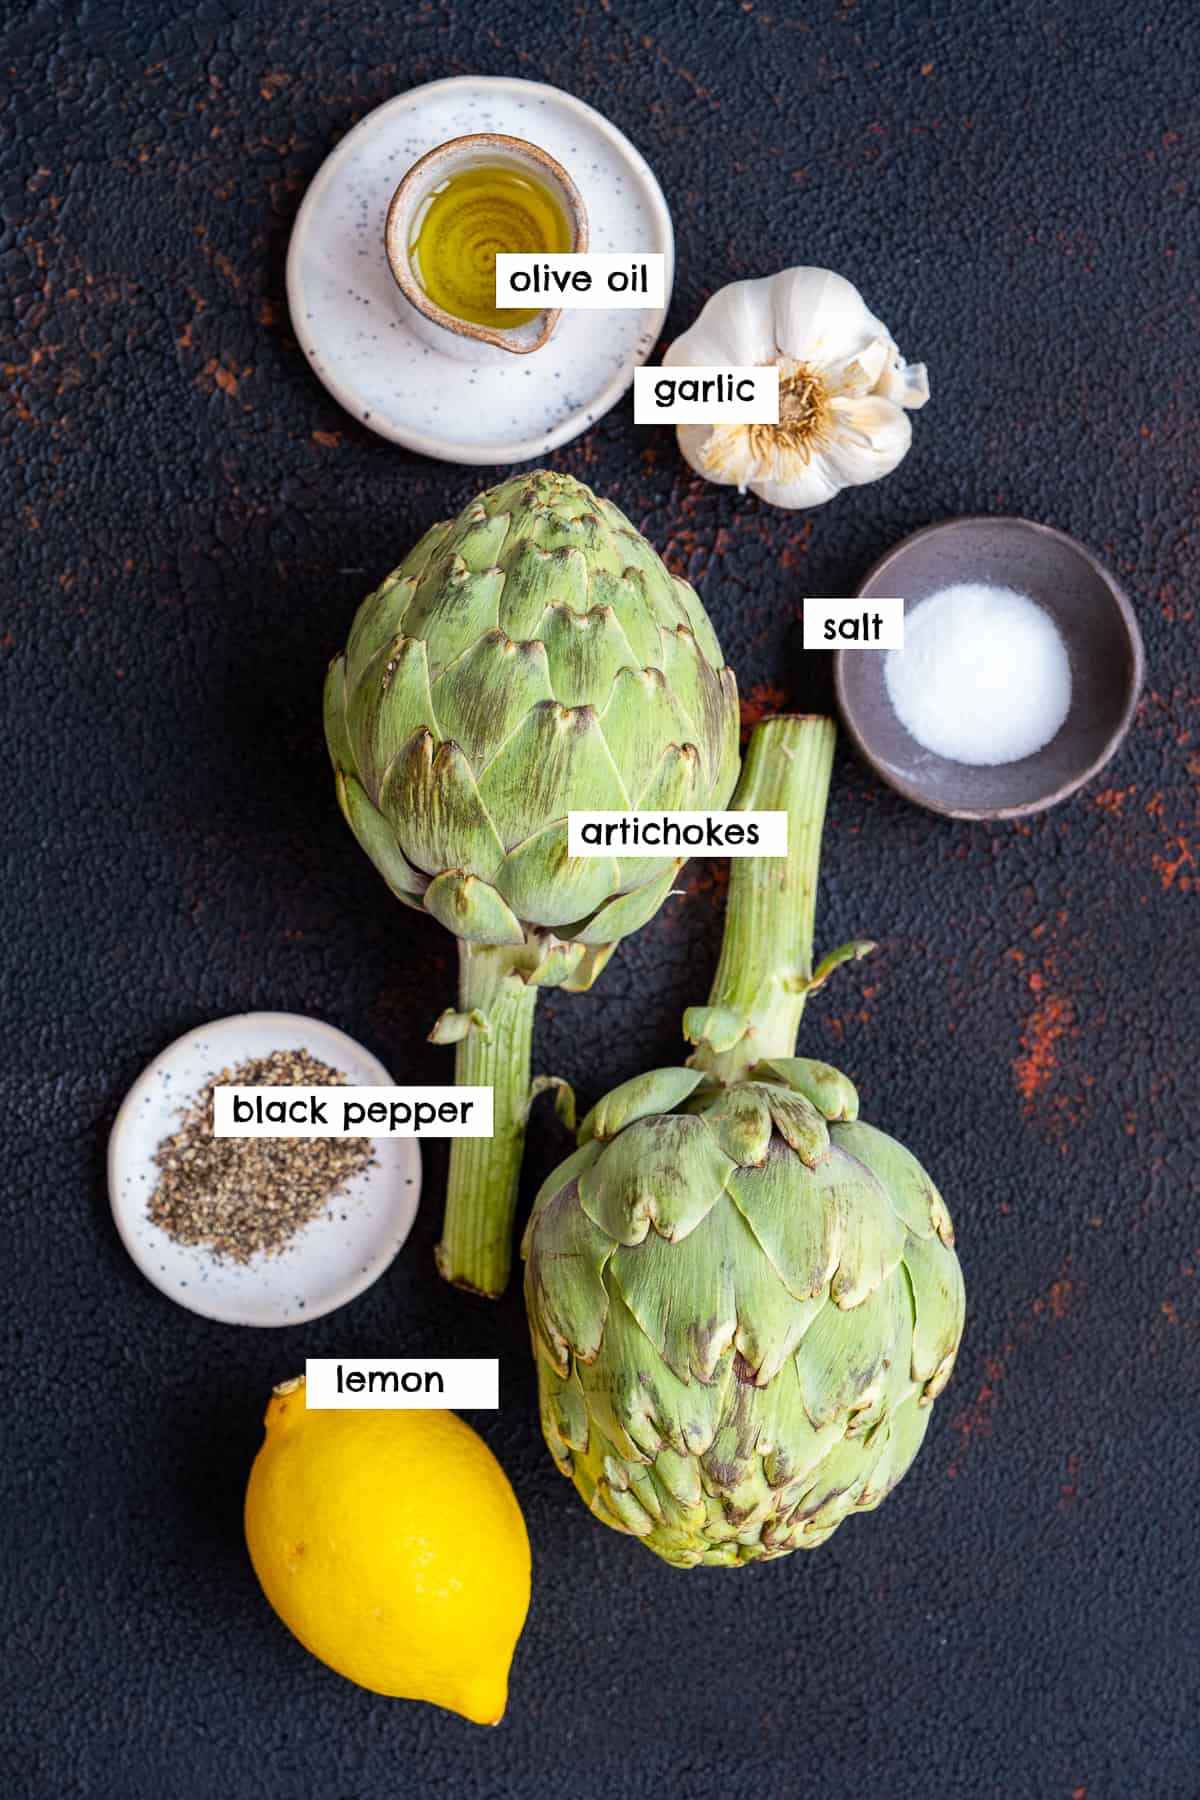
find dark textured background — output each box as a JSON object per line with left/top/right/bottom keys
{"left": 3, "top": 1, "right": 1198, "bottom": 1795}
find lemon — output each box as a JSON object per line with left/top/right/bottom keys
{"left": 244, "top": 1378, "right": 530, "bottom": 1725}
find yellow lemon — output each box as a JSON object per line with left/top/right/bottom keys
{"left": 244, "top": 1378, "right": 530, "bottom": 1725}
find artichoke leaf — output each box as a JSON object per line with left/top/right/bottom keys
{"left": 831, "top": 1119, "right": 953, "bottom": 1244}
{"left": 445, "top": 503, "right": 512, "bottom": 573}
{"left": 596, "top": 664, "right": 694, "bottom": 816}
{"left": 619, "top": 1463, "right": 710, "bottom": 1551}
{"left": 677, "top": 1078, "right": 726, "bottom": 1117}
{"left": 754, "top": 1057, "right": 860, "bottom": 1122}
{"left": 579, "top": 1286, "right": 729, "bottom": 1462}
{"left": 854, "top": 1390, "right": 931, "bottom": 1506}
{"left": 584, "top": 1484, "right": 635, "bottom": 1536}
{"left": 561, "top": 942, "right": 617, "bottom": 992}
{"left": 403, "top": 559, "right": 506, "bottom": 682}
{"left": 428, "top": 630, "right": 554, "bottom": 768}
{"left": 586, "top": 566, "right": 662, "bottom": 667}
{"left": 712, "top": 667, "right": 742, "bottom": 805}
{"left": 336, "top": 772, "right": 426, "bottom": 901}
{"left": 604, "top": 514, "right": 691, "bottom": 612}
{"left": 669, "top": 572, "right": 726, "bottom": 669}
{"left": 796, "top": 1270, "right": 910, "bottom": 1431}
{"left": 609, "top": 1215, "right": 738, "bottom": 1383}
{"left": 525, "top": 935, "right": 587, "bottom": 988}
{"left": 570, "top": 863, "right": 681, "bottom": 948}
{"left": 536, "top": 1362, "right": 590, "bottom": 1465}
{"left": 578, "top": 1113, "right": 736, "bottom": 1245}
{"left": 540, "top": 601, "right": 640, "bottom": 710}
{"left": 630, "top": 738, "right": 705, "bottom": 814}
{"left": 597, "top": 1478, "right": 656, "bottom": 1537}
{"left": 526, "top": 1073, "right": 577, "bottom": 1133}
{"left": 726, "top": 1140, "right": 853, "bottom": 1304}
{"left": 614, "top": 737, "right": 706, "bottom": 890}
{"left": 344, "top": 569, "right": 417, "bottom": 690}
{"left": 476, "top": 699, "right": 629, "bottom": 850}
{"left": 682, "top": 1004, "right": 749, "bottom": 1055}
{"left": 794, "top": 939, "right": 877, "bottom": 994}
{"left": 578, "top": 1066, "right": 707, "bottom": 1144}
{"left": 497, "top": 541, "right": 591, "bottom": 640}
{"left": 423, "top": 871, "right": 525, "bottom": 947}
{"left": 593, "top": 1476, "right": 658, "bottom": 1533}
{"left": 427, "top": 1006, "right": 488, "bottom": 1045}
{"left": 701, "top": 1083, "right": 774, "bottom": 1166}
{"left": 494, "top": 821, "right": 620, "bottom": 929}
{"left": 347, "top": 635, "right": 438, "bottom": 800}
{"left": 755, "top": 1359, "right": 845, "bottom": 1493}
{"left": 902, "top": 1228, "right": 967, "bottom": 1395}
{"left": 564, "top": 943, "right": 618, "bottom": 986}
{"left": 520, "top": 1139, "right": 603, "bottom": 1260}
{"left": 763, "top": 1086, "right": 831, "bottom": 1167}
{"left": 784, "top": 1429, "right": 875, "bottom": 1531}
{"left": 650, "top": 1443, "right": 705, "bottom": 1511}
{"left": 723, "top": 1199, "right": 828, "bottom": 1385}
{"left": 381, "top": 731, "right": 506, "bottom": 882}
{"left": 572, "top": 1288, "right": 683, "bottom": 1463}
{"left": 521, "top": 1172, "right": 614, "bottom": 1372}
{"left": 517, "top": 481, "right": 605, "bottom": 556}
{"left": 322, "top": 656, "right": 354, "bottom": 776}
{"left": 659, "top": 628, "right": 742, "bottom": 797}
{"left": 824, "top": 1145, "right": 908, "bottom": 1308}
{"left": 697, "top": 1420, "right": 775, "bottom": 1523}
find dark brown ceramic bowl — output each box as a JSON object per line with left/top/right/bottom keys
{"left": 833, "top": 517, "right": 1144, "bottom": 821}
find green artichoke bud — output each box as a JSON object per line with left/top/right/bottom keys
{"left": 522, "top": 716, "right": 965, "bottom": 1566}
{"left": 324, "top": 470, "right": 740, "bottom": 1296}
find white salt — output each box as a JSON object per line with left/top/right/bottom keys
{"left": 884, "top": 581, "right": 1072, "bottom": 767}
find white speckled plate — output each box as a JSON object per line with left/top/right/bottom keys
{"left": 108, "top": 1013, "right": 421, "bottom": 1328}
{"left": 286, "top": 76, "right": 675, "bottom": 463}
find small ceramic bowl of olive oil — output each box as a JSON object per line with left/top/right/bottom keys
{"left": 385, "top": 133, "right": 588, "bottom": 363}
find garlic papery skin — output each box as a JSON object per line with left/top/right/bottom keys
{"left": 663, "top": 268, "right": 929, "bottom": 510}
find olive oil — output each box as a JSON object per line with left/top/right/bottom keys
{"left": 409, "top": 165, "right": 572, "bottom": 330}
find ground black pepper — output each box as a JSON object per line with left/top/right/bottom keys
{"left": 148, "top": 1049, "right": 373, "bottom": 1262}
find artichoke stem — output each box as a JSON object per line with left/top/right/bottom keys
{"left": 691, "top": 715, "right": 836, "bottom": 1085}
{"left": 436, "top": 942, "right": 540, "bottom": 1297}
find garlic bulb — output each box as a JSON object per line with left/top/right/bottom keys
{"left": 663, "top": 268, "right": 929, "bottom": 509}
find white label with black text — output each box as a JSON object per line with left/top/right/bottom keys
{"left": 304, "top": 1359, "right": 500, "bottom": 1410}
{"left": 567, "top": 811, "right": 787, "bottom": 857}
{"left": 494, "top": 252, "right": 666, "bottom": 309}
{"left": 633, "top": 365, "right": 780, "bottom": 424}
{"left": 212, "top": 1086, "right": 493, "bottom": 1137}
{"left": 803, "top": 598, "right": 905, "bottom": 650}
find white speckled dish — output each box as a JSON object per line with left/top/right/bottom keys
{"left": 286, "top": 75, "right": 675, "bottom": 463}
{"left": 108, "top": 1013, "right": 420, "bottom": 1328}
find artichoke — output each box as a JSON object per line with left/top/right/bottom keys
{"left": 523, "top": 716, "right": 965, "bottom": 1566}
{"left": 324, "top": 470, "right": 740, "bottom": 1296}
